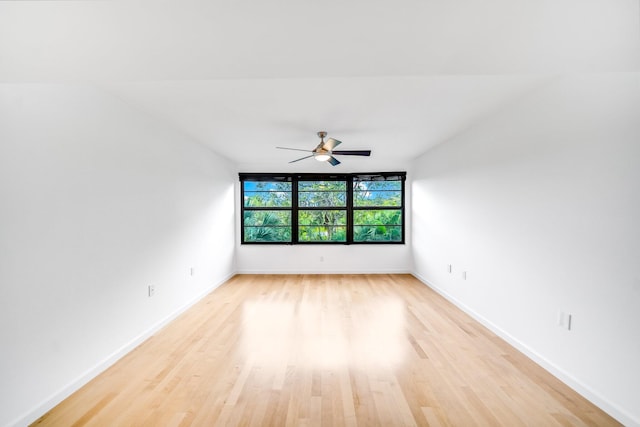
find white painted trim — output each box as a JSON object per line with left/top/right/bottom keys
{"left": 9, "top": 272, "right": 236, "bottom": 427}
{"left": 235, "top": 270, "right": 412, "bottom": 275}
{"left": 411, "top": 272, "right": 639, "bottom": 427}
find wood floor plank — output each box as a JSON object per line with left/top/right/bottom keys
{"left": 32, "top": 274, "right": 621, "bottom": 426}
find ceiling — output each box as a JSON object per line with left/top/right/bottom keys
{"left": 2, "top": 0, "right": 639, "bottom": 172}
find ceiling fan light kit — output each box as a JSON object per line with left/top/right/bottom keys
{"left": 276, "top": 131, "right": 371, "bottom": 166}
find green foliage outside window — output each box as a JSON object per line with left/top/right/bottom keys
{"left": 243, "top": 181, "right": 292, "bottom": 242}
{"left": 353, "top": 210, "right": 402, "bottom": 242}
{"left": 299, "top": 209, "right": 347, "bottom": 242}
{"left": 243, "top": 182, "right": 292, "bottom": 207}
{"left": 243, "top": 210, "right": 291, "bottom": 242}
{"left": 353, "top": 181, "right": 402, "bottom": 207}
{"left": 298, "top": 181, "right": 347, "bottom": 242}
{"left": 298, "top": 181, "right": 346, "bottom": 207}
{"left": 353, "top": 180, "right": 402, "bottom": 242}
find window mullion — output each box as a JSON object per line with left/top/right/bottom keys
{"left": 292, "top": 176, "right": 299, "bottom": 244}
{"left": 240, "top": 180, "right": 246, "bottom": 244}
{"left": 347, "top": 176, "right": 353, "bottom": 244}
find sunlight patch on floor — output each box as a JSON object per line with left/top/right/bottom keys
{"left": 241, "top": 297, "right": 406, "bottom": 369}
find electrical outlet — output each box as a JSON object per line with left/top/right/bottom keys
{"left": 558, "top": 311, "right": 572, "bottom": 330}
{"left": 448, "top": 264, "right": 452, "bottom": 273}
{"left": 148, "top": 285, "right": 155, "bottom": 297}
{"left": 190, "top": 267, "right": 194, "bottom": 276}
{"left": 462, "top": 271, "right": 467, "bottom": 280}
{"left": 320, "top": 256, "right": 324, "bottom": 262}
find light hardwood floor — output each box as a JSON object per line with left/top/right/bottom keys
{"left": 33, "top": 274, "right": 620, "bottom": 426}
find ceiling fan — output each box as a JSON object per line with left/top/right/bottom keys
{"left": 276, "top": 131, "right": 371, "bottom": 166}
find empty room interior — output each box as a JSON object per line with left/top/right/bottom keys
{"left": 1, "top": 1, "right": 639, "bottom": 426}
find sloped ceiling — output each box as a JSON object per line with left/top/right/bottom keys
{"left": 2, "top": 0, "right": 638, "bottom": 171}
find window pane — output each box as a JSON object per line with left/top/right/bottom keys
{"left": 299, "top": 210, "right": 347, "bottom": 242}
{"left": 353, "top": 209, "right": 402, "bottom": 225}
{"left": 353, "top": 209, "right": 402, "bottom": 242}
{"left": 353, "top": 225, "right": 402, "bottom": 242}
{"left": 354, "top": 190, "right": 401, "bottom": 207}
{"left": 298, "top": 180, "right": 347, "bottom": 207}
{"left": 354, "top": 181, "right": 401, "bottom": 191}
{"left": 243, "top": 211, "right": 291, "bottom": 242}
{"left": 299, "top": 210, "right": 347, "bottom": 225}
{"left": 244, "top": 181, "right": 292, "bottom": 192}
{"left": 298, "top": 181, "right": 346, "bottom": 191}
{"left": 244, "top": 227, "right": 292, "bottom": 242}
{"left": 353, "top": 180, "right": 402, "bottom": 207}
{"left": 299, "top": 226, "right": 347, "bottom": 242}
{"left": 298, "top": 191, "right": 346, "bottom": 207}
{"left": 244, "top": 182, "right": 292, "bottom": 207}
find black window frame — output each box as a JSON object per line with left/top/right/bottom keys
{"left": 240, "top": 172, "right": 406, "bottom": 245}
{"left": 352, "top": 174, "right": 405, "bottom": 243}
{"left": 297, "top": 177, "right": 348, "bottom": 243}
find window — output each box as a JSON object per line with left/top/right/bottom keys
{"left": 353, "top": 176, "right": 403, "bottom": 242}
{"left": 242, "top": 178, "right": 292, "bottom": 243}
{"left": 298, "top": 180, "right": 347, "bottom": 242}
{"left": 240, "top": 172, "right": 406, "bottom": 244}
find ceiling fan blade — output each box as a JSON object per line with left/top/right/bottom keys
{"left": 331, "top": 150, "right": 371, "bottom": 156}
{"left": 289, "top": 155, "right": 314, "bottom": 163}
{"left": 323, "top": 138, "right": 342, "bottom": 151}
{"left": 276, "top": 147, "right": 313, "bottom": 153}
{"left": 327, "top": 156, "right": 341, "bottom": 166}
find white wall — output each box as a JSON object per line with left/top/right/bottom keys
{"left": 0, "top": 84, "right": 236, "bottom": 427}
{"left": 237, "top": 244, "right": 412, "bottom": 274}
{"left": 235, "top": 181, "right": 413, "bottom": 274}
{"left": 411, "top": 73, "right": 640, "bottom": 426}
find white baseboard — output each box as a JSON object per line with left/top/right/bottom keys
{"left": 411, "top": 272, "right": 639, "bottom": 427}
{"left": 10, "top": 272, "right": 235, "bottom": 427}
{"left": 235, "top": 269, "right": 412, "bottom": 275}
